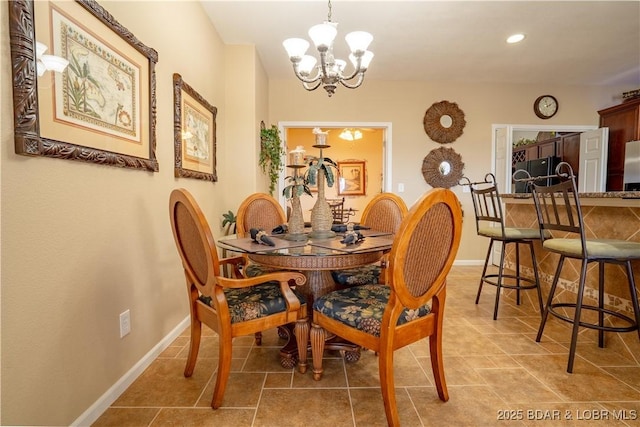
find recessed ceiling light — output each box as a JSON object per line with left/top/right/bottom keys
{"left": 507, "top": 34, "right": 526, "bottom": 44}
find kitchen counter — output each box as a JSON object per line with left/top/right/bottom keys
{"left": 501, "top": 194, "right": 639, "bottom": 317}
{"left": 502, "top": 191, "right": 640, "bottom": 207}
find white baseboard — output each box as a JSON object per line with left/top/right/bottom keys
{"left": 71, "top": 316, "right": 190, "bottom": 427}
{"left": 72, "top": 261, "right": 482, "bottom": 425}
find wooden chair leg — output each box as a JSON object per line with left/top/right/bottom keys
{"left": 310, "top": 323, "right": 326, "bottom": 380}
{"left": 429, "top": 294, "right": 449, "bottom": 402}
{"left": 379, "top": 349, "right": 400, "bottom": 427}
{"left": 294, "top": 318, "right": 309, "bottom": 374}
{"left": 211, "top": 335, "right": 233, "bottom": 409}
{"left": 184, "top": 316, "right": 201, "bottom": 377}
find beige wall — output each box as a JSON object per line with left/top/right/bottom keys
{"left": 1, "top": 1, "right": 635, "bottom": 425}
{"left": 1, "top": 1, "right": 268, "bottom": 425}
{"left": 269, "top": 79, "right": 631, "bottom": 261}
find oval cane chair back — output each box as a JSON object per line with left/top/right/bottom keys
{"left": 311, "top": 188, "right": 463, "bottom": 426}
{"left": 387, "top": 189, "right": 461, "bottom": 309}
{"left": 169, "top": 189, "right": 308, "bottom": 409}
{"left": 330, "top": 193, "right": 409, "bottom": 287}
{"left": 360, "top": 193, "right": 408, "bottom": 234}
{"left": 236, "top": 193, "right": 286, "bottom": 237}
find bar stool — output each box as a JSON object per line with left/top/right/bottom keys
{"left": 526, "top": 162, "right": 640, "bottom": 373}
{"left": 461, "top": 174, "right": 544, "bottom": 320}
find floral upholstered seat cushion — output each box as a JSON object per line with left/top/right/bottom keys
{"left": 313, "top": 284, "right": 431, "bottom": 337}
{"left": 199, "top": 283, "right": 306, "bottom": 324}
{"left": 331, "top": 265, "right": 381, "bottom": 287}
{"left": 244, "top": 262, "right": 282, "bottom": 278}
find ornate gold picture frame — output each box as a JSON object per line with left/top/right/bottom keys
{"left": 338, "top": 161, "right": 366, "bottom": 196}
{"left": 173, "top": 73, "right": 217, "bottom": 182}
{"left": 8, "top": 0, "right": 159, "bottom": 171}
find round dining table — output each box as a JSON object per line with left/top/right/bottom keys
{"left": 217, "top": 231, "right": 394, "bottom": 366}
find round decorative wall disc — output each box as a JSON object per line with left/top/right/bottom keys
{"left": 422, "top": 147, "right": 465, "bottom": 188}
{"left": 423, "top": 101, "right": 466, "bottom": 144}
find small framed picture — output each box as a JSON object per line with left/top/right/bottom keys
{"left": 337, "top": 161, "right": 366, "bottom": 196}
{"left": 173, "top": 73, "right": 217, "bottom": 182}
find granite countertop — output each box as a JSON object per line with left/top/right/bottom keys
{"left": 502, "top": 191, "right": 640, "bottom": 199}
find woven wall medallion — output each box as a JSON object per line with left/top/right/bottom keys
{"left": 422, "top": 147, "right": 465, "bottom": 188}
{"left": 423, "top": 101, "right": 466, "bottom": 144}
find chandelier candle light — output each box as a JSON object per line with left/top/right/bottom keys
{"left": 282, "top": 0, "right": 374, "bottom": 96}
{"left": 35, "top": 41, "right": 69, "bottom": 76}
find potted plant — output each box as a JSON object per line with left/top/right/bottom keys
{"left": 221, "top": 210, "right": 237, "bottom": 235}
{"left": 258, "top": 123, "right": 286, "bottom": 196}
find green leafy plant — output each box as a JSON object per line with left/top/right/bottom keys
{"left": 513, "top": 138, "right": 537, "bottom": 147}
{"left": 259, "top": 124, "right": 286, "bottom": 196}
{"left": 221, "top": 210, "right": 237, "bottom": 235}
{"left": 305, "top": 155, "right": 337, "bottom": 188}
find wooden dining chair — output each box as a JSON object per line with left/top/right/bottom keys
{"left": 327, "top": 197, "right": 353, "bottom": 224}
{"left": 169, "top": 188, "right": 309, "bottom": 408}
{"left": 236, "top": 193, "right": 287, "bottom": 237}
{"left": 331, "top": 193, "right": 408, "bottom": 286}
{"left": 311, "top": 188, "right": 463, "bottom": 426}
{"left": 236, "top": 192, "right": 302, "bottom": 345}
{"left": 360, "top": 192, "right": 408, "bottom": 234}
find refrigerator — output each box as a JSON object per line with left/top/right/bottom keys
{"left": 624, "top": 140, "right": 640, "bottom": 191}
{"left": 513, "top": 156, "right": 560, "bottom": 193}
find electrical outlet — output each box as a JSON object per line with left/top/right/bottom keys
{"left": 398, "top": 183, "right": 405, "bottom": 193}
{"left": 120, "top": 309, "right": 131, "bottom": 338}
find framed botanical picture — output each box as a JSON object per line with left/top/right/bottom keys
{"left": 173, "top": 74, "right": 217, "bottom": 182}
{"left": 338, "top": 161, "right": 366, "bottom": 196}
{"left": 8, "top": 0, "right": 159, "bottom": 171}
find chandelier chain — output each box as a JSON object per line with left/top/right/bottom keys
{"left": 327, "top": 0, "right": 332, "bottom": 22}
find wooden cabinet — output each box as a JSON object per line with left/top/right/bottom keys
{"left": 538, "top": 139, "right": 557, "bottom": 158}
{"left": 598, "top": 98, "right": 640, "bottom": 191}
{"left": 556, "top": 133, "right": 581, "bottom": 176}
{"left": 512, "top": 134, "right": 580, "bottom": 175}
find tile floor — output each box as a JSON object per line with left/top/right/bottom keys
{"left": 93, "top": 266, "right": 640, "bottom": 426}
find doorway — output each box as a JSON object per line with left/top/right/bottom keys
{"left": 278, "top": 122, "right": 392, "bottom": 223}
{"left": 492, "top": 124, "right": 598, "bottom": 193}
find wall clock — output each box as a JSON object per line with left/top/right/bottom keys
{"left": 533, "top": 95, "right": 558, "bottom": 119}
{"left": 423, "top": 101, "right": 466, "bottom": 143}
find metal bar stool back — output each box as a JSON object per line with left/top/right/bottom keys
{"left": 521, "top": 162, "right": 640, "bottom": 373}
{"left": 461, "top": 173, "right": 544, "bottom": 320}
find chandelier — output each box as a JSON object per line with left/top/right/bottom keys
{"left": 339, "top": 128, "right": 362, "bottom": 141}
{"left": 35, "top": 42, "right": 69, "bottom": 76}
{"left": 282, "top": 0, "right": 374, "bottom": 97}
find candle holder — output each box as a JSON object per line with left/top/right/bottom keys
{"left": 284, "top": 164, "right": 308, "bottom": 241}
{"left": 308, "top": 138, "right": 336, "bottom": 239}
